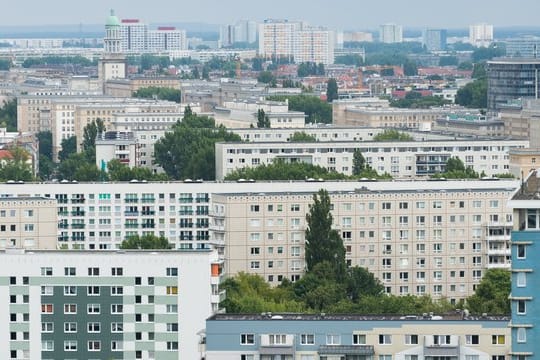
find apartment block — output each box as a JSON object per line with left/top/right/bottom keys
{"left": 0, "top": 197, "right": 57, "bottom": 249}
{"left": 211, "top": 180, "right": 517, "bottom": 301}
{"left": 379, "top": 23, "right": 403, "bottom": 43}
{"left": 469, "top": 23, "right": 493, "bottom": 48}
{"left": 215, "top": 139, "right": 527, "bottom": 180}
{"left": 204, "top": 313, "right": 510, "bottom": 360}
{"left": 120, "top": 18, "right": 187, "bottom": 53}
{"left": 0, "top": 249, "right": 222, "bottom": 360}
{"left": 508, "top": 170, "right": 540, "bottom": 359}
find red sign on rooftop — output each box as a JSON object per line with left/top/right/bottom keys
{"left": 158, "top": 26, "right": 176, "bottom": 31}
{"left": 122, "top": 19, "right": 140, "bottom": 23}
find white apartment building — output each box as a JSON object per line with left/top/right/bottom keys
{"left": 147, "top": 27, "right": 187, "bottom": 52}
{"left": 379, "top": 23, "right": 403, "bottom": 43}
{"left": 120, "top": 19, "right": 148, "bottom": 52}
{"left": 258, "top": 20, "right": 334, "bottom": 64}
{"left": 469, "top": 23, "right": 493, "bottom": 48}
{"left": 0, "top": 248, "right": 222, "bottom": 360}
{"left": 215, "top": 139, "right": 528, "bottom": 180}
{"left": 220, "top": 20, "right": 258, "bottom": 47}
{"left": 120, "top": 18, "right": 188, "bottom": 53}
{"left": 214, "top": 100, "right": 306, "bottom": 128}
{"left": 211, "top": 180, "right": 518, "bottom": 302}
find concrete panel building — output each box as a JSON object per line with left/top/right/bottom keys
{"left": 0, "top": 249, "right": 222, "bottom": 360}
{"left": 469, "top": 23, "right": 493, "bottom": 48}
{"left": 204, "top": 313, "right": 510, "bottom": 360}
{"left": 379, "top": 24, "right": 403, "bottom": 44}
{"left": 211, "top": 180, "right": 517, "bottom": 301}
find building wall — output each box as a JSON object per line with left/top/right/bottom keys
{"left": 212, "top": 185, "right": 515, "bottom": 301}
{"left": 205, "top": 315, "right": 510, "bottom": 360}
{"left": 0, "top": 249, "right": 220, "bottom": 360}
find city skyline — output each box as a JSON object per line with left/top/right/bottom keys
{"left": 3, "top": 0, "right": 540, "bottom": 30}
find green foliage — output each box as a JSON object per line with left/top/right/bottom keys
{"left": 0, "top": 147, "right": 33, "bottom": 181}
{"left": 37, "top": 131, "right": 53, "bottom": 161}
{"left": 57, "top": 152, "right": 104, "bottom": 181}
{"left": 0, "top": 98, "right": 17, "bottom": 132}
{"left": 224, "top": 159, "right": 348, "bottom": 181}
{"left": 458, "top": 61, "right": 474, "bottom": 70}
{"left": 106, "top": 159, "right": 168, "bottom": 181}
{"left": 120, "top": 234, "right": 172, "bottom": 249}
{"left": 334, "top": 55, "right": 364, "bottom": 67}
{"left": 82, "top": 119, "right": 106, "bottom": 163}
{"left": 466, "top": 269, "right": 510, "bottom": 315}
{"left": 133, "top": 87, "right": 181, "bottom": 103}
{"left": 140, "top": 55, "right": 170, "bottom": 71}
{"left": 257, "top": 71, "right": 276, "bottom": 85}
{"left": 493, "top": 173, "right": 515, "bottom": 179}
{"left": 373, "top": 129, "right": 414, "bottom": 141}
{"left": 432, "top": 157, "right": 480, "bottom": 179}
{"left": 438, "top": 56, "right": 459, "bottom": 66}
{"left": 305, "top": 189, "right": 346, "bottom": 279}
{"left": 38, "top": 155, "right": 55, "bottom": 180}
{"left": 455, "top": 77, "right": 487, "bottom": 108}
{"left": 256, "top": 109, "right": 270, "bottom": 128}
{"left": 297, "top": 62, "right": 325, "bottom": 77}
{"left": 352, "top": 149, "right": 366, "bottom": 176}
{"left": 289, "top": 132, "right": 316, "bottom": 142}
{"left": 22, "top": 56, "right": 94, "bottom": 68}
{"left": 281, "top": 79, "right": 302, "bottom": 88}
{"left": 154, "top": 110, "right": 240, "bottom": 180}
{"left": 390, "top": 95, "right": 450, "bottom": 109}
{"left": 0, "top": 59, "right": 12, "bottom": 70}
{"left": 472, "top": 44, "right": 505, "bottom": 62}
{"left": 267, "top": 95, "right": 332, "bottom": 124}
{"left": 403, "top": 59, "right": 418, "bottom": 76}
{"left": 58, "top": 136, "right": 77, "bottom": 161}
{"left": 326, "top": 78, "right": 338, "bottom": 103}
{"left": 251, "top": 57, "right": 264, "bottom": 71}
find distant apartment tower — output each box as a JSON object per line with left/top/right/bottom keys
{"left": 379, "top": 23, "right": 403, "bottom": 43}
{"left": 487, "top": 58, "right": 540, "bottom": 112}
{"left": 118, "top": 17, "right": 187, "bottom": 53}
{"left": 220, "top": 20, "right": 257, "bottom": 47}
{"left": 423, "top": 28, "right": 447, "bottom": 52}
{"left": 147, "top": 27, "right": 187, "bottom": 52}
{"left": 469, "top": 23, "right": 493, "bottom": 47}
{"left": 120, "top": 19, "right": 147, "bottom": 52}
{"left": 258, "top": 19, "right": 334, "bottom": 64}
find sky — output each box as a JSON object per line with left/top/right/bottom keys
{"left": 4, "top": 0, "right": 540, "bottom": 30}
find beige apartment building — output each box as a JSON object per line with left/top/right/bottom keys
{"left": 0, "top": 197, "right": 57, "bottom": 249}
{"left": 212, "top": 182, "right": 515, "bottom": 303}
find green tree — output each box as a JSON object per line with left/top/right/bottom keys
{"left": 133, "top": 87, "right": 181, "bottom": 103}
{"left": 472, "top": 62, "right": 487, "bottom": 79}
{"left": 433, "top": 156, "right": 479, "bottom": 179}
{"left": 305, "top": 189, "right": 346, "bottom": 279}
{"left": 267, "top": 95, "right": 332, "bottom": 124}
{"left": 37, "top": 131, "right": 53, "bottom": 161}
{"left": 256, "top": 109, "right": 270, "bottom": 128}
{"left": 346, "top": 266, "right": 384, "bottom": 301}
{"left": 326, "top": 78, "right": 338, "bottom": 103}
{"left": 224, "top": 160, "right": 348, "bottom": 181}
{"left": 466, "top": 269, "right": 510, "bottom": 315}
{"left": 82, "top": 119, "right": 106, "bottom": 162}
{"left": 455, "top": 78, "right": 487, "bottom": 108}
{"left": 58, "top": 136, "right": 77, "bottom": 161}
{"left": 352, "top": 149, "right": 366, "bottom": 175}
{"left": 439, "top": 56, "right": 459, "bottom": 66}
{"left": 0, "top": 147, "right": 33, "bottom": 181}
{"left": 192, "top": 66, "right": 200, "bottom": 79}
{"left": 334, "top": 55, "right": 363, "bottom": 66}
{"left": 38, "top": 155, "right": 55, "bottom": 180}
{"left": 154, "top": 112, "right": 240, "bottom": 180}
{"left": 0, "top": 59, "right": 11, "bottom": 70}
{"left": 57, "top": 152, "right": 104, "bottom": 181}
{"left": 106, "top": 159, "right": 168, "bottom": 181}
{"left": 257, "top": 71, "right": 275, "bottom": 85}
{"left": 289, "top": 132, "right": 316, "bottom": 142}
{"left": 403, "top": 59, "right": 418, "bottom": 76}
{"left": 373, "top": 129, "right": 413, "bottom": 141}
{"left": 0, "top": 98, "right": 17, "bottom": 132}
{"left": 120, "top": 234, "right": 172, "bottom": 249}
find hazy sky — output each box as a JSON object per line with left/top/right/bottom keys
{"left": 4, "top": 0, "right": 540, "bottom": 29}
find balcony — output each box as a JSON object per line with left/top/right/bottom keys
{"left": 58, "top": 235, "right": 69, "bottom": 242}
{"left": 71, "top": 236, "right": 85, "bottom": 241}
{"left": 71, "top": 211, "right": 85, "bottom": 216}
{"left": 179, "top": 223, "right": 194, "bottom": 228}
{"left": 124, "top": 211, "right": 139, "bottom": 216}
{"left": 142, "top": 224, "right": 155, "bottom": 229}
{"left": 196, "top": 235, "right": 210, "bottom": 241}
{"left": 179, "top": 197, "right": 194, "bottom": 203}
{"left": 71, "top": 224, "right": 85, "bottom": 229}
{"left": 57, "top": 211, "right": 69, "bottom": 216}
{"left": 196, "top": 210, "right": 209, "bottom": 216}
{"left": 487, "top": 247, "right": 511, "bottom": 256}
{"left": 124, "top": 198, "right": 139, "bottom": 203}
{"left": 125, "top": 223, "right": 139, "bottom": 229}
{"left": 318, "top": 345, "right": 374, "bottom": 357}
{"left": 179, "top": 210, "right": 193, "bottom": 216}
{"left": 141, "top": 211, "right": 155, "bottom": 216}
{"left": 71, "top": 198, "right": 85, "bottom": 204}
{"left": 59, "top": 223, "right": 69, "bottom": 229}
{"left": 141, "top": 197, "right": 155, "bottom": 203}
{"left": 486, "top": 234, "right": 510, "bottom": 242}
{"left": 487, "top": 262, "right": 511, "bottom": 269}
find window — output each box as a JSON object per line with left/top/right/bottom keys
{"left": 111, "top": 340, "right": 124, "bottom": 351}
{"left": 41, "top": 267, "right": 53, "bottom": 276}
{"left": 466, "top": 334, "right": 479, "bottom": 344}
{"left": 111, "top": 322, "right": 123, "bottom": 333}
{"left": 64, "top": 286, "right": 77, "bottom": 296}
{"left": 517, "top": 272, "right": 527, "bottom": 287}
{"left": 41, "top": 340, "right": 54, "bottom": 351}
{"left": 492, "top": 335, "right": 505, "bottom": 345}
{"left": 64, "top": 304, "right": 77, "bottom": 314}
{"left": 517, "top": 300, "right": 526, "bottom": 314}
{"left": 111, "top": 304, "right": 123, "bottom": 314}
{"left": 166, "top": 304, "right": 178, "bottom": 313}
{"left": 111, "top": 286, "right": 123, "bottom": 295}
{"left": 166, "top": 286, "right": 178, "bottom": 295}
{"left": 241, "top": 334, "right": 255, "bottom": 345}
{"left": 167, "top": 341, "right": 179, "bottom": 350}
{"left": 269, "top": 334, "right": 287, "bottom": 345}
{"left": 41, "top": 322, "right": 54, "bottom": 332}
{"left": 433, "top": 335, "right": 451, "bottom": 345}
{"left": 326, "top": 334, "right": 341, "bottom": 345}
{"left": 64, "top": 267, "right": 76, "bottom": 276}
{"left": 517, "top": 328, "right": 527, "bottom": 343}
{"left": 167, "top": 323, "right": 179, "bottom": 332}
{"left": 87, "top": 286, "right": 100, "bottom": 295}
{"left": 41, "top": 286, "right": 53, "bottom": 295}
{"left": 167, "top": 267, "right": 178, "bottom": 276}
{"left": 379, "top": 355, "right": 392, "bottom": 360}
{"left": 301, "top": 334, "right": 315, "bottom": 345}
{"left": 64, "top": 322, "right": 77, "bottom": 333}
{"left": 405, "top": 334, "right": 418, "bottom": 344}
{"left": 111, "top": 267, "right": 123, "bottom": 276}
{"left": 64, "top": 340, "right": 77, "bottom": 351}
{"left": 353, "top": 334, "right": 366, "bottom": 345}
{"left": 517, "top": 244, "right": 526, "bottom": 259}
{"left": 41, "top": 304, "right": 53, "bottom": 313}
{"left": 87, "top": 304, "right": 100, "bottom": 314}
{"left": 88, "top": 340, "right": 101, "bottom": 351}
{"left": 379, "top": 334, "right": 392, "bottom": 344}
{"left": 88, "top": 322, "right": 101, "bottom": 333}
{"left": 88, "top": 267, "right": 99, "bottom": 276}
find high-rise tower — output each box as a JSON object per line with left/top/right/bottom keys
{"left": 98, "top": 10, "right": 127, "bottom": 93}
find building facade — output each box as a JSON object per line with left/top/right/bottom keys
{"left": 469, "top": 23, "right": 493, "bottom": 48}
{"left": 379, "top": 24, "right": 403, "bottom": 44}
{"left": 423, "top": 29, "right": 447, "bottom": 52}
{"left": 211, "top": 181, "right": 517, "bottom": 301}
{"left": 119, "top": 18, "right": 187, "bottom": 53}
{"left": 504, "top": 37, "right": 540, "bottom": 58}
{"left": 215, "top": 139, "right": 527, "bottom": 180}
{"left": 0, "top": 249, "right": 222, "bottom": 360}
{"left": 204, "top": 313, "right": 511, "bottom": 360}
{"left": 508, "top": 170, "right": 540, "bottom": 359}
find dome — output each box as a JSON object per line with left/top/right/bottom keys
{"left": 106, "top": 9, "right": 120, "bottom": 27}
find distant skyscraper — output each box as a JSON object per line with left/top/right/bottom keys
{"left": 423, "top": 28, "right": 447, "bottom": 52}
{"left": 220, "top": 20, "right": 257, "bottom": 47}
{"left": 469, "top": 23, "right": 493, "bottom": 47}
{"left": 120, "top": 19, "right": 147, "bottom": 52}
{"left": 117, "top": 17, "right": 187, "bottom": 53}
{"left": 258, "top": 19, "right": 335, "bottom": 64}
{"left": 379, "top": 23, "right": 403, "bottom": 43}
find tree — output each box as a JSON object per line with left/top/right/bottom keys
{"left": 439, "top": 56, "right": 459, "bottom": 66}
{"left": 305, "top": 189, "right": 346, "bottom": 280}
{"left": 0, "top": 59, "right": 11, "bottom": 70}
{"left": 58, "top": 136, "right": 77, "bottom": 161}
{"left": 0, "top": 147, "right": 33, "bottom": 181}
{"left": 133, "top": 87, "right": 181, "bottom": 103}
{"left": 373, "top": 129, "right": 413, "bottom": 141}
{"left": 326, "top": 78, "right": 338, "bottom": 103}
{"left": 82, "top": 119, "right": 106, "bottom": 162}
{"left": 154, "top": 111, "right": 241, "bottom": 180}
{"left": 37, "top": 131, "right": 53, "bottom": 161}
{"left": 403, "top": 59, "right": 418, "bottom": 76}
{"left": 352, "top": 149, "right": 366, "bottom": 175}
{"left": 0, "top": 99, "right": 17, "bottom": 132}
{"left": 433, "top": 156, "right": 479, "bottom": 179}
{"left": 466, "top": 269, "right": 510, "bottom": 315}
{"left": 106, "top": 159, "right": 168, "bottom": 181}
{"left": 120, "top": 234, "right": 172, "bottom": 249}
{"left": 256, "top": 109, "right": 270, "bottom": 128}
{"left": 289, "top": 132, "right": 316, "bottom": 142}
{"left": 346, "top": 266, "right": 384, "bottom": 301}
{"left": 455, "top": 78, "right": 487, "bottom": 108}
{"left": 57, "top": 153, "right": 104, "bottom": 181}
{"left": 267, "top": 95, "right": 332, "bottom": 124}
{"left": 257, "top": 71, "right": 275, "bottom": 85}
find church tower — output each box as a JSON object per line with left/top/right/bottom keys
{"left": 98, "top": 9, "right": 127, "bottom": 93}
